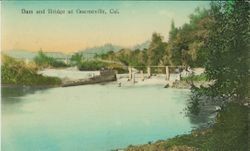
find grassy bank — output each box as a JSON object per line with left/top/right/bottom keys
{"left": 181, "top": 73, "right": 208, "bottom": 82}
{"left": 2, "top": 55, "right": 62, "bottom": 86}
{"left": 124, "top": 103, "right": 248, "bottom": 151}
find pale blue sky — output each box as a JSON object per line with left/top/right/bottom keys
{"left": 2, "top": 1, "right": 210, "bottom": 52}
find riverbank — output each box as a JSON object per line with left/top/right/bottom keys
{"left": 39, "top": 68, "right": 171, "bottom": 87}
{"left": 170, "top": 80, "right": 213, "bottom": 89}
{"left": 119, "top": 102, "right": 249, "bottom": 151}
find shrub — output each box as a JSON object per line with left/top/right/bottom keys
{"left": 2, "top": 55, "right": 61, "bottom": 86}
{"left": 77, "top": 60, "right": 127, "bottom": 73}
{"left": 34, "top": 51, "right": 68, "bottom": 68}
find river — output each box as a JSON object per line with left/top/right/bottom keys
{"left": 2, "top": 70, "right": 201, "bottom": 151}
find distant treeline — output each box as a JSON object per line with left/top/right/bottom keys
{"left": 33, "top": 7, "right": 213, "bottom": 71}
{"left": 96, "top": 7, "right": 211, "bottom": 68}
{"left": 34, "top": 51, "right": 69, "bottom": 68}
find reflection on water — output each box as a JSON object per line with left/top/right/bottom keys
{"left": 2, "top": 87, "right": 48, "bottom": 101}
{"left": 2, "top": 84, "right": 205, "bottom": 151}
{"left": 2, "top": 87, "right": 52, "bottom": 114}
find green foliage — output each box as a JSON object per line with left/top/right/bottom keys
{"left": 205, "top": 103, "right": 248, "bottom": 151}
{"left": 34, "top": 51, "right": 68, "bottom": 68}
{"left": 77, "top": 60, "right": 127, "bottom": 73}
{"left": 97, "top": 8, "right": 212, "bottom": 68}
{"left": 188, "top": 94, "right": 201, "bottom": 116}
{"left": 99, "top": 48, "right": 147, "bottom": 71}
{"left": 126, "top": 103, "right": 248, "bottom": 151}
{"left": 188, "top": 1, "right": 249, "bottom": 117}
{"left": 203, "top": 1, "right": 249, "bottom": 100}
{"left": 165, "top": 8, "right": 212, "bottom": 67}
{"left": 115, "top": 49, "right": 134, "bottom": 66}
{"left": 107, "top": 62, "right": 128, "bottom": 74}
{"left": 119, "top": 49, "right": 147, "bottom": 69}
{"left": 169, "top": 20, "right": 178, "bottom": 41}
{"left": 181, "top": 73, "right": 208, "bottom": 82}
{"left": 171, "top": 104, "right": 248, "bottom": 151}
{"left": 147, "top": 33, "right": 167, "bottom": 66}
{"left": 78, "top": 60, "right": 107, "bottom": 71}
{"left": 95, "top": 51, "right": 115, "bottom": 60}
{"left": 2, "top": 55, "right": 61, "bottom": 86}
{"left": 70, "top": 52, "right": 84, "bottom": 66}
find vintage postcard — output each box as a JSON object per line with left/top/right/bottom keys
{"left": 1, "top": 1, "right": 249, "bottom": 151}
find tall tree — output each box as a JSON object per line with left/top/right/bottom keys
{"left": 147, "top": 33, "right": 166, "bottom": 66}
{"left": 166, "top": 8, "right": 211, "bottom": 67}
{"left": 169, "top": 20, "right": 178, "bottom": 41}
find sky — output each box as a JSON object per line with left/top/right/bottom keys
{"left": 1, "top": 1, "right": 210, "bottom": 53}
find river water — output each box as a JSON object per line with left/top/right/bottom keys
{"left": 2, "top": 70, "right": 200, "bottom": 151}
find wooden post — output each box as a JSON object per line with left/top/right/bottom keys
{"left": 147, "top": 67, "right": 151, "bottom": 78}
{"left": 128, "top": 66, "right": 132, "bottom": 81}
{"left": 165, "top": 66, "right": 169, "bottom": 80}
{"left": 66, "top": 57, "right": 69, "bottom": 65}
{"left": 140, "top": 70, "right": 144, "bottom": 81}
{"left": 132, "top": 72, "right": 136, "bottom": 84}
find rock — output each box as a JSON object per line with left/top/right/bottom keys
{"left": 215, "top": 106, "right": 221, "bottom": 111}
{"left": 164, "top": 84, "right": 170, "bottom": 88}
{"left": 243, "top": 103, "right": 249, "bottom": 106}
{"left": 118, "top": 82, "right": 121, "bottom": 87}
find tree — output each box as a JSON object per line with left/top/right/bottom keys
{"left": 169, "top": 20, "right": 178, "bottom": 41}
{"left": 34, "top": 51, "right": 67, "bottom": 68}
{"left": 204, "top": 1, "right": 249, "bottom": 101}
{"left": 166, "top": 8, "right": 211, "bottom": 67}
{"left": 70, "top": 52, "right": 84, "bottom": 66}
{"left": 147, "top": 33, "right": 166, "bottom": 66}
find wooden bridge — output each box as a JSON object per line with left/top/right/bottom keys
{"left": 125, "top": 65, "right": 186, "bottom": 82}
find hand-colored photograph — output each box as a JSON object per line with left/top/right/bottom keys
{"left": 1, "top": 1, "right": 249, "bottom": 151}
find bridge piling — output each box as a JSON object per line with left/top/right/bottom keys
{"left": 140, "top": 70, "right": 144, "bottom": 81}
{"left": 132, "top": 72, "right": 136, "bottom": 84}
{"left": 166, "top": 66, "right": 169, "bottom": 80}
{"left": 128, "top": 66, "right": 132, "bottom": 81}
{"left": 147, "top": 67, "right": 151, "bottom": 78}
